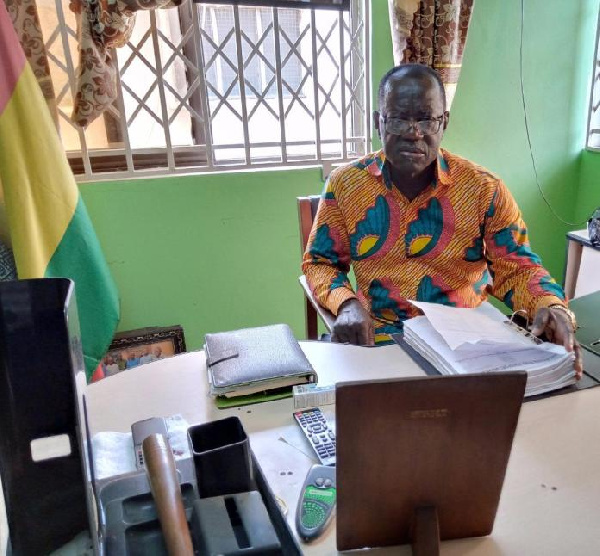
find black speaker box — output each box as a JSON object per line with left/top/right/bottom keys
{"left": 0, "top": 279, "right": 88, "bottom": 555}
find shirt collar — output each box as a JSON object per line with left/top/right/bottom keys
{"left": 435, "top": 149, "right": 451, "bottom": 188}
{"left": 368, "top": 149, "right": 451, "bottom": 191}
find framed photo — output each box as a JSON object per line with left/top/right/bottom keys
{"left": 94, "top": 325, "right": 186, "bottom": 381}
{"left": 193, "top": 0, "right": 349, "bottom": 10}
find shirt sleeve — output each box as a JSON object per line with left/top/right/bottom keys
{"left": 483, "top": 179, "right": 567, "bottom": 319}
{"left": 301, "top": 170, "right": 357, "bottom": 315}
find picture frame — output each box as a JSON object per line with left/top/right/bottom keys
{"left": 93, "top": 325, "right": 187, "bottom": 381}
{"left": 193, "top": 0, "right": 349, "bottom": 11}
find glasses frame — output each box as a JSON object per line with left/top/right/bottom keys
{"left": 380, "top": 114, "right": 445, "bottom": 136}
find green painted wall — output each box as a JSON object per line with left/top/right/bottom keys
{"left": 577, "top": 150, "right": 600, "bottom": 221}
{"left": 370, "top": 0, "right": 394, "bottom": 150}
{"left": 80, "top": 0, "right": 597, "bottom": 349}
{"left": 443, "top": 0, "right": 597, "bottom": 280}
{"left": 575, "top": 0, "right": 600, "bottom": 224}
{"left": 80, "top": 168, "right": 325, "bottom": 350}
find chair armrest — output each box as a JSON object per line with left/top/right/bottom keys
{"left": 298, "top": 275, "right": 335, "bottom": 332}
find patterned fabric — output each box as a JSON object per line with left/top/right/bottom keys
{"left": 69, "top": 0, "right": 182, "bottom": 128}
{"left": 4, "top": 0, "right": 58, "bottom": 127}
{"left": 589, "top": 207, "right": 600, "bottom": 247}
{"left": 302, "top": 149, "right": 567, "bottom": 343}
{"left": 388, "top": 0, "right": 474, "bottom": 107}
{"left": 0, "top": 242, "right": 16, "bottom": 281}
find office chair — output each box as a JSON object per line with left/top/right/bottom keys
{"left": 297, "top": 195, "right": 335, "bottom": 340}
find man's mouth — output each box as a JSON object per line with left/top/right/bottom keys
{"left": 398, "top": 149, "right": 425, "bottom": 158}
{"left": 397, "top": 145, "right": 425, "bottom": 153}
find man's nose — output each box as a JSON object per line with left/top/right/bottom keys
{"left": 402, "top": 124, "right": 422, "bottom": 140}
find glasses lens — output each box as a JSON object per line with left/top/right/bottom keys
{"left": 384, "top": 118, "right": 441, "bottom": 135}
{"left": 417, "top": 120, "right": 440, "bottom": 134}
{"left": 385, "top": 118, "right": 410, "bottom": 135}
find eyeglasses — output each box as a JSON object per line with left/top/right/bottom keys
{"left": 380, "top": 115, "right": 445, "bottom": 136}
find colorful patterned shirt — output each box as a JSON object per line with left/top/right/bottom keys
{"left": 302, "top": 149, "right": 566, "bottom": 343}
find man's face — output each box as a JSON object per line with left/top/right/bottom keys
{"left": 374, "top": 74, "right": 448, "bottom": 177}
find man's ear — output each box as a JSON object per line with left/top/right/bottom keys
{"left": 373, "top": 111, "right": 381, "bottom": 137}
{"left": 443, "top": 110, "right": 450, "bottom": 131}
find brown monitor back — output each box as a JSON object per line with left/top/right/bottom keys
{"left": 336, "top": 372, "right": 527, "bottom": 551}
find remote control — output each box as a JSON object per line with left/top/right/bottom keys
{"left": 296, "top": 464, "right": 336, "bottom": 542}
{"left": 293, "top": 408, "right": 336, "bottom": 466}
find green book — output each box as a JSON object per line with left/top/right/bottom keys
{"left": 214, "top": 386, "right": 294, "bottom": 409}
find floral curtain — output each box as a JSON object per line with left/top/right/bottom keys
{"left": 4, "top": 0, "right": 59, "bottom": 127}
{"left": 387, "top": 0, "right": 474, "bottom": 108}
{"left": 69, "top": 0, "right": 183, "bottom": 129}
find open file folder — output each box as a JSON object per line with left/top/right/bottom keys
{"left": 403, "top": 302, "right": 576, "bottom": 397}
{"left": 570, "top": 291, "right": 600, "bottom": 357}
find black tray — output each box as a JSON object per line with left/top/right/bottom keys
{"left": 96, "top": 452, "right": 301, "bottom": 555}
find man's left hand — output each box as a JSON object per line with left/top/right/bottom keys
{"left": 530, "top": 307, "right": 583, "bottom": 379}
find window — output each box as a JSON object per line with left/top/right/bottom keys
{"left": 38, "top": 0, "right": 370, "bottom": 180}
{"left": 587, "top": 11, "right": 600, "bottom": 149}
{"left": 202, "top": 7, "right": 302, "bottom": 99}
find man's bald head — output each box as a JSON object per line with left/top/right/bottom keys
{"left": 378, "top": 64, "right": 446, "bottom": 111}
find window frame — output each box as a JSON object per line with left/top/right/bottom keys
{"left": 42, "top": 0, "right": 371, "bottom": 181}
{"left": 586, "top": 8, "right": 600, "bottom": 151}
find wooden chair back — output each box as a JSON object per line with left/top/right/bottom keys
{"left": 297, "top": 195, "right": 321, "bottom": 252}
{"left": 297, "top": 195, "right": 330, "bottom": 340}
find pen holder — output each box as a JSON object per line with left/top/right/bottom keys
{"left": 187, "top": 416, "right": 255, "bottom": 498}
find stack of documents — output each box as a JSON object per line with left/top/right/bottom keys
{"left": 403, "top": 301, "right": 576, "bottom": 397}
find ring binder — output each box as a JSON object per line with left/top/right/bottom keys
{"left": 403, "top": 301, "right": 577, "bottom": 397}
{"left": 505, "top": 310, "right": 543, "bottom": 345}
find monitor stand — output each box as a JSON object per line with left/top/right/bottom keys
{"left": 412, "top": 506, "right": 440, "bottom": 556}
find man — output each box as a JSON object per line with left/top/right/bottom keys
{"left": 302, "top": 63, "right": 582, "bottom": 377}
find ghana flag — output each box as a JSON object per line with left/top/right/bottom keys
{"left": 0, "top": 3, "right": 119, "bottom": 380}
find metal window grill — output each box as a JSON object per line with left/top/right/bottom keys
{"left": 587, "top": 9, "right": 600, "bottom": 149}
{"left": 42, "top": 0, "right": 370, "bottom": 181}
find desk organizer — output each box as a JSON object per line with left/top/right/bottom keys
{"left": 188, "top": 416, "right": 256, "bottom": 498}
{"left": 96, "top": 418, "right": 301, "bottom": 555}
{"left": 191, "top": 491, "right": 282, "bottom": 554}
{"left": 97, "top": 458, "right": 198, "bottom": 555}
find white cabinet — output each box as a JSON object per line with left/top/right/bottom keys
{"left": 564, "top": 229, "right": 600, "bottom": 299}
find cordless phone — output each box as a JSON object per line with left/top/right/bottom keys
{"left": 296, "top": 464, "right": 336, "bottom": 541}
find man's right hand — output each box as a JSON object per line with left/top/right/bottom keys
{"left": 331, "top": 299, "right": 374, "bottom": 346}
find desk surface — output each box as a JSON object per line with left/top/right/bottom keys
{"left": 83, "top": 342, "right": 600, "bottom": 556}
{"left": 567, "top": 228, "right": 592, "bottom": 246}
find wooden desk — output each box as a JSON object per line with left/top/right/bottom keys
{"left": 564, "top": 229, "right": 600, "bottom": 299}
{"left": 82, "top": 342, "right": 600, "bottom": 555}
{"left": 1, "top": 343, "right": 598, "bottom": 554}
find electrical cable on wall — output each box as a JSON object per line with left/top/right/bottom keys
{"left": 519, "top": 0, "right": 588, "bottom": 227}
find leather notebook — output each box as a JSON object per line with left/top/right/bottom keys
{"left": 205, "top": 324, "right": 317, "bottom": 405}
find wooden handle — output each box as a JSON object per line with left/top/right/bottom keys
{"left": 142, "top": 434, "right": 194, "bottom": 556}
